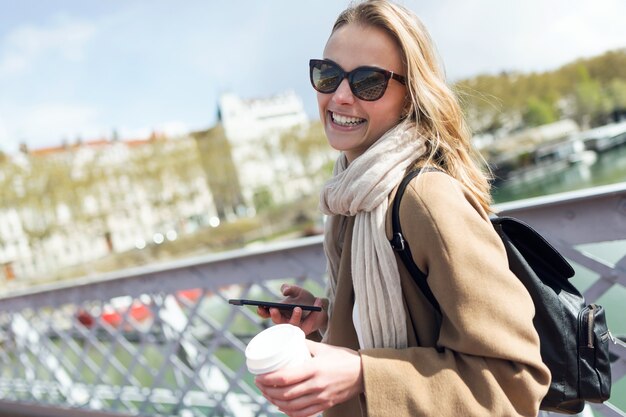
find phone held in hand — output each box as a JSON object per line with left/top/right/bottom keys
{"left": 228, "top": 298, "right": 322, "bottom": 312}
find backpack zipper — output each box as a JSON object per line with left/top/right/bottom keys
{"left": 587, "top": 304, "right": 596, "bottom": 348}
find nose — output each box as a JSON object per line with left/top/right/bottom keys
{"left": 331, "top": 78, "right": 355, "bottom": 105}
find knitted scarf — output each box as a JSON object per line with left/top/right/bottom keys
{"left": 319, "top": 119, "right": 427, "bottom": 349}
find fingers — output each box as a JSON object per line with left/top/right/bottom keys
{"left": 300, "top": 298, "right": 328, "bottom": 335}
{"left": 256, "top": 382, "right": 324, "bottom": 417}
{"left": 289, "top": 307, "right": 303, "bottom": 326}
{"left": 269, "top": 307, "right": 290, "bottom": 324}
{"left": 256, "top": 363, "right": 313, "bottom": 388}
{"left": 280, "top": 284, "right": 300, "bottom": 296}
{"left": 272, "top": 394, "right": 326, "bottom": 417}
{"left": 280, "top": 283, "right": 291, "bottom": 296}
{"left": 256, "top": 370, "right": 329, "bottom": 417}
{"left": 255, "top": 284, "right": 320, "bottom": 328}
{"left": 255, "top": 343, "right": 363, "bottom": 417}
{"left": 281, "top": 283, "right": 300, "bottom": 298}
{"left": 256, "top": 306, "right": 270, "bottom": 318}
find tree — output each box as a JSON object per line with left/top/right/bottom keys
{"left": 454, "top": 48, "right": 626, "bottom": 132}
{"left": 606, "top": 79, "right": 626, "bottom": 110}
{"left": 192, "top": 125, "right": 244, "bottom": 219}
{"left": 279, "top": 121, "right": 333, "bottom": 181}
{"left": 523, "top": 97, "right": 557, "bottom": 127}
{"left": 571, "top": 66, "right": 612, "bottom": 127}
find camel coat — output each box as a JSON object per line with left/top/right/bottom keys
{"left": 323, "top": 171, "right": 551, "bottom": 417}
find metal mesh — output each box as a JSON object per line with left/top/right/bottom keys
{"left": 0, "top": 235, "right": 327, "bottom": 416}
{"left": 1, "top": 183, "right": 626, "bottom": 417}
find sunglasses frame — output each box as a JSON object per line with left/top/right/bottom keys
{"left": 309, "top": 59, "right": 406, "bottom": 101}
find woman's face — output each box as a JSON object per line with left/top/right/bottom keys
{"left": 318, "top": 23, "right": 407, "bottom": 162}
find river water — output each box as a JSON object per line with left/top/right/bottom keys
{"left": 492, "top": 144, "right": 626, "bottom": 203}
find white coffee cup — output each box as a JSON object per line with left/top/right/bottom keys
{"left": 245, "top": 324, "right": 311, "bottom": 375}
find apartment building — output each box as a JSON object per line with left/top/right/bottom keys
{"left": 0, "top": 135, "right": 218, "bottom": 283}
{"left": 1, "top": 90, "right": 331, "bottom": 283}
{"left": 218, "top": 91, "right": 325, "bottom": 211}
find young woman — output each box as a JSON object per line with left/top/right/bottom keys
{"left": 256, "top": 1, "right": 550, "bottom": 416}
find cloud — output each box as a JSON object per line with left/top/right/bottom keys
{"left": 0, "top": 15, "right": 96, "bottom": 77}
{"left": 422, "top": 0, "right": 626, "bottom": 81}
{"left": 550, "top": 1, "right": 626, "bottom": 58}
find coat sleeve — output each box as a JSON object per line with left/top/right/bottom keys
{"left": 359, "top": 173, "right": 551, "bottom": 417}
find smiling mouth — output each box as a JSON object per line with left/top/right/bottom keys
{"left": 330, "top": 112, "right": 366, "bottom": 127}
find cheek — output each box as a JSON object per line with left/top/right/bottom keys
{"left": 376, "top": 85, "right": 407, "bottom": 124}
{"left": 367, "top": 101, "right": 403, "bottom": 135}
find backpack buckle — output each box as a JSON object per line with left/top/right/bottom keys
{"left": 390, "top": 232, "right": 405, "bottom": 251}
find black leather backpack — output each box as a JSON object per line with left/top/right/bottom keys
{"left": 390, "top": 168, "right": 612, "bottom": 414}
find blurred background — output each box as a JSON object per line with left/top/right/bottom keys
{"left": 1, "top": 0, "right": 626, "bottom": 286}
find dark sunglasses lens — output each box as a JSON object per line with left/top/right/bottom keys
{"left": 351, "top": 69, "right": 388, "bottom": 100}
{"left": 311, "top": 62, "right": 342, "bottom": 93}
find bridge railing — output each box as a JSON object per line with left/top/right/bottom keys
{"left": 0, "top": 182, "right": 625, "bottom": 417}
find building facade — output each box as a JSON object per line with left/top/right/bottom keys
{"left": 0, "top": 135, "right": 218, "bottom": 283}
{"left": 1, "top": 90, "right": 332, "bottom": 284}
{"left": 218, "top": 91, "right": 324, "bottom": 211}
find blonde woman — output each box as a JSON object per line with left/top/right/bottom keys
{"left": 256, "top": 1, "right": 550, "bottom": 416}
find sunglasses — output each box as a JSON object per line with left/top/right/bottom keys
{"left": 309, "top": 59, "right": 406, "bottom": 101}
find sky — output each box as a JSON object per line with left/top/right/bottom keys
{"left": 1, "top": 0, "right": 626, "bottom": 153}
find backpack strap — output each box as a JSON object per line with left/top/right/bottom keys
{"left": 390, "top": 167, "right": 442, "bottom": 315}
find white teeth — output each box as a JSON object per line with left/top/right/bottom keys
{"left": 331, "top": 112, "right": 365, "bottom": 126}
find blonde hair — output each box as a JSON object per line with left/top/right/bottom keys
{"left": 332, "top": 0, "right": 493, "bottom": 212}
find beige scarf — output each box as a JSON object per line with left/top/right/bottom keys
{"left": 319, "top": 120, "right": 427, "bottom": 349}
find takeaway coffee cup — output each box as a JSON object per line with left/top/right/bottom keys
{"left": 245, "top": 324, "right": 311, "bottom": 375}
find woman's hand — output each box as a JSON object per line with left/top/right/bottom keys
{"left": 255, "top": 340, "right": 364, "bottom": 417}
{"left": 257, "top": 284, "right": 328, "bottom": 336}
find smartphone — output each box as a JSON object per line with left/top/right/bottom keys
{"left": 228, "top": 298, "right": 322, "bottom": 312}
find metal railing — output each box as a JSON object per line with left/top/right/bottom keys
{"left": 0, "top": 182, "right": 625, "bottom": 417}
